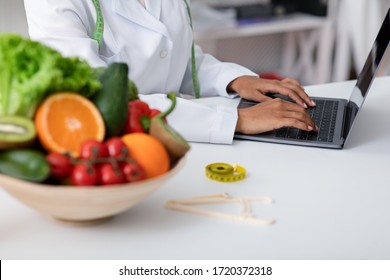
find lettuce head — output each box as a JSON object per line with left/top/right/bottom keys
{"left": 0, "top": 34, "right": 101, "bottom": 118}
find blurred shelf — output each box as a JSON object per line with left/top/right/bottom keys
{"left": 194, "top": 13, "right": 329, "bottom": 41}
{"left": 194, "top": 12, "right": 334, "bottom": 85}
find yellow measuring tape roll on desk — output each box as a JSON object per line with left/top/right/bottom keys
{"left": 205, "top": 163, "right": 246, "bottom": 182}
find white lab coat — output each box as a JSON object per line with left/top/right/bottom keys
{"left": 24, "top": 0, "right": 257, "bottom": 144}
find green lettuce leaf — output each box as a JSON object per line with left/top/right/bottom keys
{"left": 0, "top": 34, "right": 101, "bottom": 118}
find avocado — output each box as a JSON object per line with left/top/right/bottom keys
{"left": 0, "top": 115, "right": 36, "bottom": 149}
{"left": 92, "top": 63, "right": 129, "bottom": 138}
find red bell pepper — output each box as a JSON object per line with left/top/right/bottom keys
{"left": 123, "top": 100, "right": 165, "bottom": 134}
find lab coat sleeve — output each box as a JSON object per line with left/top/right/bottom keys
{"left": 139, "top": 94, "right": 238, "bottom": 144}
{"left": 180, "top": 45, "right": 259, "bottom": 98}
{"left": 23, "top": 0, "right": 107, "bottom": 68}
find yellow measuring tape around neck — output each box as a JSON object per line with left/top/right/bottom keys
{"left": 205, "top": 163, "right": 246, "bottom": 182}
{"left": 91, "top": 0, "right": 200, "bottom": 98}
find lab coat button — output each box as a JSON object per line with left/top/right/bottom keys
{"left": 160, "top": 50, "right": 168, "bottom": 58}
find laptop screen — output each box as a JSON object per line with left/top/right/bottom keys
{"left": 346, "top": 9, "right": 390, "bottom": 136}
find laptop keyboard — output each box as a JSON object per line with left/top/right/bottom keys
{"left": 275, "top": 99, "right": 339, "bottom": 142}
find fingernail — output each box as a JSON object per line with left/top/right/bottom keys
{"left": 316, "top": 125, "right": 320, "bottom": 131}
{"left": 303, "top": 103, "right": 308, "bottom": 108}
{"left": 308, "top": 126, "right": 314, "bottom": 131}
{"left": 311, "top": 100, "right": 316, "bottom": 106}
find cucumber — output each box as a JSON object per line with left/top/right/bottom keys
{"left": 149, "top": 92, "right": 190, "bottom": 161}
{"left": 92, "top": 63, "right": 129, "bottom": 138}
{"left": 0, "top": 149, "right": 50, "bottom": 183}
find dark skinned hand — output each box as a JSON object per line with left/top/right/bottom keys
{"left": 228, "top": 75, "right": 318, "bottom": 134}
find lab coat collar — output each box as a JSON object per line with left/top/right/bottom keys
{"left": 144, "top": 0, "right": 161, "bottom": 20}
{"left": 112, "top": 0, "right": 168, "bottom": 38}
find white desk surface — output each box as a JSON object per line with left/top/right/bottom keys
{"left": 1, "top": 77, "right": 390, "bottom": 260}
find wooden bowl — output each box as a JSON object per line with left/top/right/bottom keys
{"left": 0, "top": 157, "right": 185, "bottom": 225}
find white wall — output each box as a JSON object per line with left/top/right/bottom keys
{"left": 0, "top": 0, "right": 28, "bottom": 36}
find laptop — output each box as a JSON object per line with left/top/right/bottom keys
{"left": 235, "top": 9, "right": 390, "bottom": 149}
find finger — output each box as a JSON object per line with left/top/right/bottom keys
{"left": 262, "top": 81, "right": 307, "bottom": 107}
{"left": 242, "top": 89, "right": 272, "bottom": 103}
{"left": 279, "top": 82, "right": 316, "bottom": 108}
{"left": 270, "top": 80, "right": 316, "bottom": 108}
{"left": 278, "top": 118, "right": 315, "bottom": 131}
{"left": 288, "top": 85, "right": 316, "bottom": 107}
{"left": 270, "top": 99, "right": 317, "bottom": 129}
{"left": 281, "top": 77, "right": 302, "bottom": 87}
{"left": 256, "top": 94, "right": 272, "bottom": 103}
{"left": 279, "top": 110, "right": 317, "bottom": 130}
{"left": 281, "top": 78, "right": 307, "bottom": 96}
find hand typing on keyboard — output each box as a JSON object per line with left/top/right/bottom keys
{"left": 228, "top": 76, "right": 316, "bottom": 108}
{"left": 236, "top": 98, "right": 319, "bottom": 134}
{"left": 230, "top": 76, "right": 318, "bottom": 135}
{"left": 275, "top": 100, "right": 338, "bottom": 142}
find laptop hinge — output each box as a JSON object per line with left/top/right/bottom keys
{"left": 342, "top": 102, "right": 359, "bottom": 140}
{"left": 341, "top": 103, "right": 351, "bottom": 140}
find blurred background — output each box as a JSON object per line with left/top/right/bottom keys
{"left": 1, "top": 0, "right": 390, "bottom": 85}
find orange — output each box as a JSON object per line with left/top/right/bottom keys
{"left": 35, "top": 92, "right": 105, "bottom": 157}
{"left": 121, "top": 133, "right": 170, "bottom": 179}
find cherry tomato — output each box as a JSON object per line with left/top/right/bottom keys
{"left": 71, "top": 163, "right": 98, "bottom": 186}
{"left": 98, "top": 162, "right": 126, "bottom": 185}
{"left": 79, "top": 140, "right": 108, "bottom": 160}
{"left": 104, "top": 137, "right": 129, "bottom": 158}
{"left": 120, "top": 160, "right": 146, "bottom": 182}
{"left": 46, "top": 152, "right": 73, "bottom": 179}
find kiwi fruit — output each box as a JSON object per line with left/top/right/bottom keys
{"left": 0, "top": 115, "right": 36, "bottom": 149}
